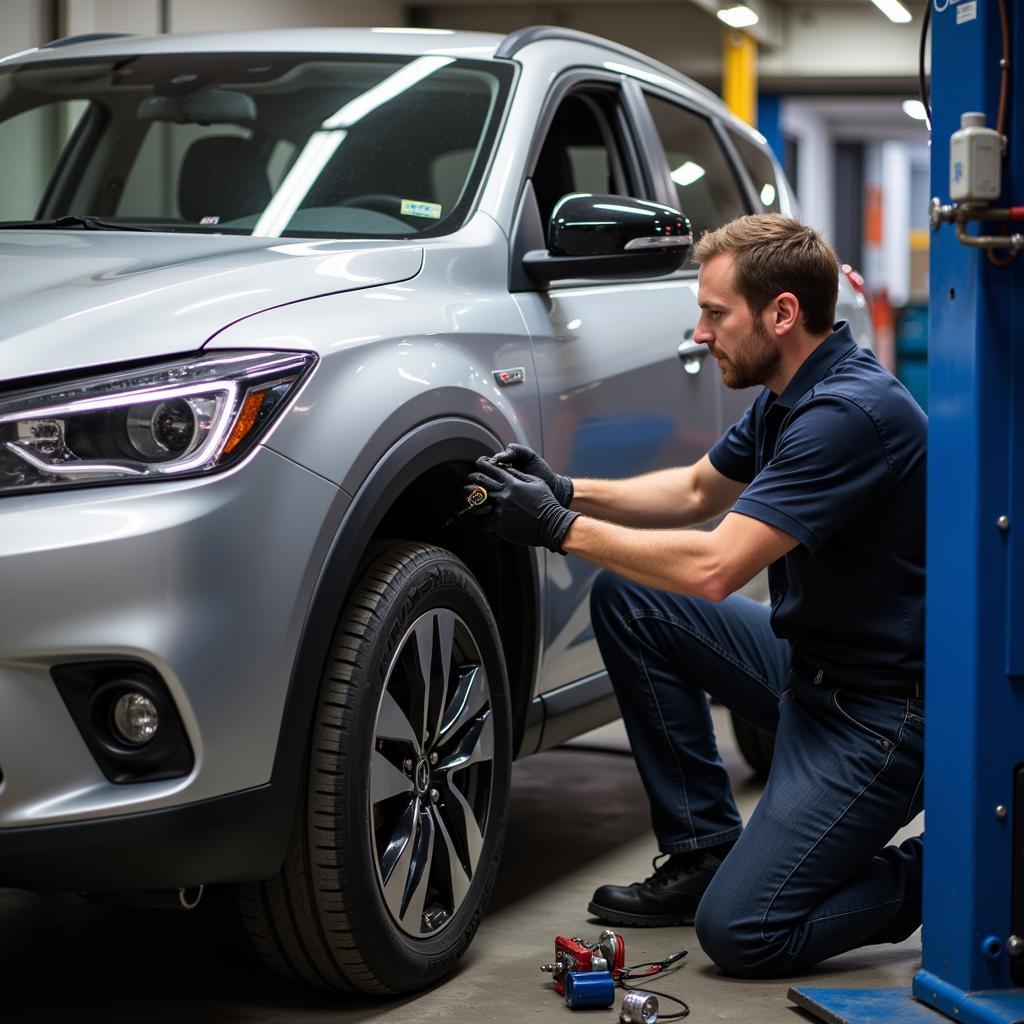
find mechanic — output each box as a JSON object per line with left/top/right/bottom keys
{"left": 465, "top": 213, "right": 926, "bottom": 979}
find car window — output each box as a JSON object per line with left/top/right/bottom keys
{"left": 0, "top": 54, "right": 513, "bottom": 238}
{"left": 642, "top": 94, "right": 748, "bottom": 256}
{"left": 727, "top": 129, "right": 782, "bottom": 213}
{"left": 531, "top": 91, "right": 633, "bottom": 227}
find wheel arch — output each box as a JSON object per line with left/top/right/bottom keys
{"left": 270, "top": 417, "right": 542, "bottom": 820}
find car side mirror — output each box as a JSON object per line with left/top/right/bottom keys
{"left": 521, "top": 193, "right": 691, "bottom": 288}
{"left": 548, "top": 193, "right": 692, "bottom": 258}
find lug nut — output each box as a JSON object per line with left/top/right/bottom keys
{"left": 430, "top": 788, "right": 440, "bottom": 803}
{"left": 403, "top": 758, "right": 414, "bottom": 773}
{"left": 430, "top": 752, "right": 438, "bottom": 765}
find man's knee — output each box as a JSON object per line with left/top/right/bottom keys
{"left": 694, "top": 899, "right": 791, "bottom": 979}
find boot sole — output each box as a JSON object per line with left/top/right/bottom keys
{"left": 586, "top": 901, "right": 695, "bottom": 927}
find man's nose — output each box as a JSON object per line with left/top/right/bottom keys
{"left": 693, "top": 321, "right": 713, "bottom": 345}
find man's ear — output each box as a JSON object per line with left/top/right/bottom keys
{"left": 772, "top": 292, "right": 801, "bottom": 336}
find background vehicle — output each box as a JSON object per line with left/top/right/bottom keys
{"left": 0, "top": 25, "right": 872, "bottom": 992}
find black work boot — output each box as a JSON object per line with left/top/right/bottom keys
{"left": 587, "top": 848, "right": 728, "bottom": 927}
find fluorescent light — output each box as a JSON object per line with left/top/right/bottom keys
{"left": 868, "top": 0, "right": 912, "bottom": 23}
{"left": 371, "top": 27, "right": 454, "bottom": 35}
{"left": 902, "top": 99, "right": 928, "bottom": 120}
{"left": 672, "top": 162, "right": 706, "bottom": 187}
{"left": 717, "top": 5, "right": 760, "bottom": 28}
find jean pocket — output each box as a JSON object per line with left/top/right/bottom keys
{"left": 829, "top": 689, "right": 903, "bottom": 749}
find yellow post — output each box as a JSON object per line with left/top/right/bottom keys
{"left": 722, "top": 30, "right": 757, "bottom": 127}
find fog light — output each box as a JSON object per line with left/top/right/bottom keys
{"left": 113, "top": 692, "right": 159, "bottom": 745}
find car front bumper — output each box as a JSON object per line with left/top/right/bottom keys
{"left": 0, "top": 446, "right": 348, "bottom": 888}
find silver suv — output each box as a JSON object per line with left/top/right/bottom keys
{"left": 0, "top": 25, "right": 872, "bottom": 994}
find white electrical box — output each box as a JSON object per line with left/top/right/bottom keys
{"left": 950, "top": 111, "right": 1002, "bottom": 201}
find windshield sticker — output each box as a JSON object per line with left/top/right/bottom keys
{"left": 199, "top": 216, "right": 220, "bottom": 225}
{"left": 400, "top": 199, "right": 442, "bottom": 220}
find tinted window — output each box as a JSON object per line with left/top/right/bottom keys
{"left": 728, "top": 129, "right": 782, "bottom": 213}
{"left": 643, "top": 94, "right": 747, "bottom": 253}
{"left": 531, "top": 93, "right": 629, "bottom": 226}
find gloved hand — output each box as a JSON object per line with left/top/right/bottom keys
{"left": 489, "top": 443, "right": 573, "bottom": 507}
{"left": 465, "top": 458, "right": 580, "bottom": 554}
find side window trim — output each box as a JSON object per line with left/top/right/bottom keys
{"left": 620, "top": 77, "right": 677, "bottom": 211}
{"left": 713, "top": 120, "right": 762, "bottom": 213}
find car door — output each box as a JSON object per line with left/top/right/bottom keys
{"left": 510, "top": 75, "right": 725, "bottom": 693}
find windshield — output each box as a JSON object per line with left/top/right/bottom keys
{"left": 0, "top": 52, "right": 512, "bottom": 238}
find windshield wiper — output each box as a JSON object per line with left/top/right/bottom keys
{"left": 0, "top": 215, "right": 160, "bottom": 232}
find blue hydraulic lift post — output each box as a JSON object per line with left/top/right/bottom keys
{"left": 790, "top": 0, "right": 1024, "bottom": 1021}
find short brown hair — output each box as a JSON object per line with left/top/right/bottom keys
{"left": 692, "top": 214, "right": 839, "bottom": 335}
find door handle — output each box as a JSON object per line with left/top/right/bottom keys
{"left": 677, "top": 339, "right": 709, "bottom": 375}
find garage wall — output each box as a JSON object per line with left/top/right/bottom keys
{"left": 168, "top": 0, "right": 405, "bottom": 33}
{"left": 0, "top": 0, "right": 408, "bottom": 50}
{"left": 417, "top": 3, "right": 724, "bottom": 85}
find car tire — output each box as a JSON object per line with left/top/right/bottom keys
{"left": 729, "top": 711, "right": 775, "bottom": 780}
{"left": 237, "top": 541, "right": 512, "bottom": 993}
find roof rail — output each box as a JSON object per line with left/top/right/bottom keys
{"left": 40, "top": 32, "right": 134, "bottom": 50}
{"left": 494, "top": 25, "right": 718, "bottom": 103}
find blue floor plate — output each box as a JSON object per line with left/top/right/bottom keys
{"left": 788, "top": 987, "right": 944, "bottom": 1023}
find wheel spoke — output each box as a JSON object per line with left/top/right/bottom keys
{"left": 445, "top": 777, "right": 485, "bottom": 873}
{"left": 399, "top": 806, "right": 436, "bottom": 933}
{"left": 370, "top": 749, "right": 415, "bottom": 805}
{"left": 438, "top": 664, "right": 489, "bottom": 745}
{"left": 376, "top": 689, "right": 419, "bottom": 751}
{"left": 413, "top": 611, "right": 455, "bottom": 748}
{"left": 433, "top": 804, "right": 472, "bottom": 908}
{"left": 438, "top": 710, "right": 494, "bottom": 772}
{"left": 379, "top": 797, "right": 419, "bottom": 922}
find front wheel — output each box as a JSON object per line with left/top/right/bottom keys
{"left": 238, "top": 542, "right": 511, "bottom": 993}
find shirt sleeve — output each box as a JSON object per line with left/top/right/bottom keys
{"left": 708, "top": 397, "right": 760, "bottom": 484}
{"left": 731, "top": 394, "right": 891, "bottom": 553}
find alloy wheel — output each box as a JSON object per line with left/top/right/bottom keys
{"left": 369, "top": 608, "right": 495, "bottom": 937}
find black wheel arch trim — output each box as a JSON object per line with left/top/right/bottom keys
{"left": 264, "top": 418, "right": 542, "bottom": 870}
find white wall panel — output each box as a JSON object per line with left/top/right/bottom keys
{"left": 0, "top": 0, "right": 53, "bottom": 55}
{"left": 168, "top": 0, "right": 404, "bottom": 32}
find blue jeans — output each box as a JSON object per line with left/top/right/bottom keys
{"left": 590, "top": 571, "right": 925, "bottom": 978}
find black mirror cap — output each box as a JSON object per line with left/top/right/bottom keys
{"left": 548, "top": 193, "right": 692, "bottom": 259}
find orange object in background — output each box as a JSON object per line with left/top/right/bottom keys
{"left": 865, "top": 185, "right": 884, "bottom": 246}
{"left": 871, "top": 287, "right": 896, "bottom": 373}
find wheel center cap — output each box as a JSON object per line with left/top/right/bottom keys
{"left": 415, "top": 758, "right": 431, "bottom": 795}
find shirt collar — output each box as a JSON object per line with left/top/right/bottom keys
{"left": 773, "top": 320, "right": 857, "bottom": 411}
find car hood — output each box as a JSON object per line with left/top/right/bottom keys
{"left": 0, "top": 231, "right": 423, "bottom": 383}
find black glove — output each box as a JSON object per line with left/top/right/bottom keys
{"left": 465, "top": 459, "right": 580, "bottom": 554}
{"left": 489, "top": 443, "right": 573, "bottom": 508}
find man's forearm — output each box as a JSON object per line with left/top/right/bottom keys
{"left": 560, "top": 515, "right": 726, "bottom": 599}
{"left": 570, "top": 468, "right": 706, "bottom": 529}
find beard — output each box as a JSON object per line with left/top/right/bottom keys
{"left": 715, "top": 316, "right": 782, "bottom": 390}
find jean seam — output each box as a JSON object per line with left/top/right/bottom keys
{"left": 804, "top": 894, "right": 910, "bottom": 928}
{"left": 622, "top": 609, "right": 779, "bottom": 697}
{"left": 626, "top": 618, "right": 699, "bottom": 847}
{"left": 903, "top": 769, "right": 925, "bottom": 827}
{"left": 759, "top": 746, "right": 896, "bottom": 943}
{"left": 661, "top": 826, "right": 743, "bottom": 855}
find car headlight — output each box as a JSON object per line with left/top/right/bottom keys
{"left": 0, "top": 350, "right": 316, "bottom": 496}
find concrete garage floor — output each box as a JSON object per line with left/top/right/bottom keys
{"left": 0, "top": 707, "right": 923, "bottom": 1023}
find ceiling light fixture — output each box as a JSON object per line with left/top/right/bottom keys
{"left": 902, "top": 99, "right": 928, "bottom": 120}
{"left": 868, "top": 0, "right": 913, "bottom": 24}
{"left": 716, "top": 5, "right": 760, "bottom": 28}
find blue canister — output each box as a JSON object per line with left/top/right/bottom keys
{"left": 563, "top": 971, "right": 616, "bottom": 1009}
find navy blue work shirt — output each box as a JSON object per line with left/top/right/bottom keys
{"left": 708, "top": 321, "right": 926, "bottom": 691}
